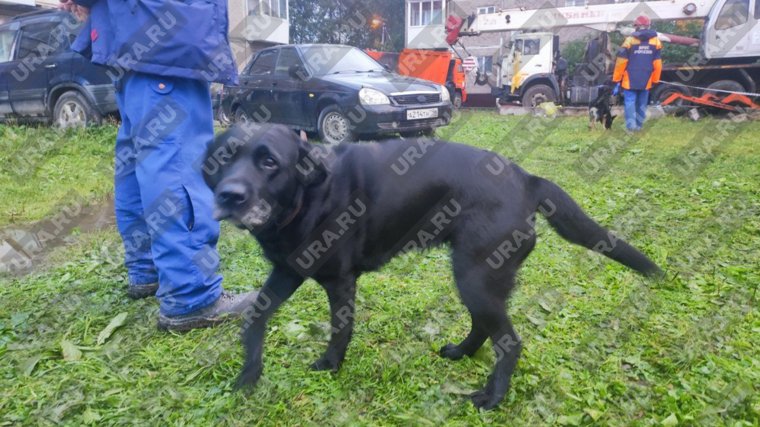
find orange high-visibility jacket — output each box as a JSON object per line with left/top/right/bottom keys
{"left": 613, "top": 29, "right": 663, "bottom": 91}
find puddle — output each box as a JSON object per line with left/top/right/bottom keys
{"left": 0, "top": 197, "right": 115, "bottom": 275}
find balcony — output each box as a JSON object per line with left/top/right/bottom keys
{"left": 239, "top": 0, "right": 289, "bottom": 45}
{"left": 405, "top": 0, "right": 448, "bottom": 49}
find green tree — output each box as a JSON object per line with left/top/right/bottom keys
{"left": 289, "top": 0, "right": 405, "bottom": 51}
{"left": 652, "top": 20, "right": 704, "bottom": 64}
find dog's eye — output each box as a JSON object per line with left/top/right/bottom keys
{"left": 261, "top": 156, "right": 278, "bottom": 170}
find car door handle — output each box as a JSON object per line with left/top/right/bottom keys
{"left": 44, "top": 64, "right": 56, "bottom": 69}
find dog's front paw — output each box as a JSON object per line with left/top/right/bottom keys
{"left": 235, "top": 362, "right": 263, "bottom": 390}
{"left": 310, "top": 356, "right": 341, "bottom": 372}
{"left": 439, "top": 343, "right": 465, "bottom": 360}
{"left": 470, "top": 389, "right": 501, "bottom": 410}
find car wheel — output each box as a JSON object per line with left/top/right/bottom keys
{"left": 53, "top": 91, "right": 101, "bottom": 128}
{"left": 318, "top": 105, "right": 353, "bottom": 144}
{"left": 234, "top": 107, "right": 251, "bottom": 124}
{"left": 521, "top": 84, "right": 556, "bottom": 108}
{"left": 217, "top": 105, "right": 232, "bottom": 126}
{"left": 452, "top": 92, "right": 463, "bottom": 109}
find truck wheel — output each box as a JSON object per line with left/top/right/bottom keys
{"left": 452, "top": 91, "right": 463, "bottom": 109}
{"left": 521, "top": 84, "right": 556, "bottom": 108}
{"left": 53, "top": 91, "right": 101, "bottom": 128}
{"left": 704, "top": 80, "right": 744, "bottom": 97}
{"left": 653, "top": 85, "right": 690, "bottom": 107}
{"left": 318, "top": 105, "right": 354, "bottom": 144}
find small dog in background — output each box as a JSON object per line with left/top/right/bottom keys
{"left": 589, "top": 84, "right": 616, "bottom": 130}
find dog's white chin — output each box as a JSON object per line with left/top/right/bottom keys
{"left": 240, "top": 201, "right": 273, "bottom": 229}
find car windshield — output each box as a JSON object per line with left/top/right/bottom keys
{"left": 300, "top": 45, "right": 384, "bottom": 75}
{"left": 0, "top": 30, "right": 15, "bottom": 63}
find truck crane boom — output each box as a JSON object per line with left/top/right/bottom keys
{"left": 443, "top": 0, "right": 760, "bottom": 111}
{"left": 449, "top": 0, "right": 713, "bottom": 37}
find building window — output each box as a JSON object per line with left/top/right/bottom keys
{"left": 564, "top": 0, "right": 586, "bottom": 6}
{"left": 248, "top": 0, "right": 288, "bottom": 19}
{"left": 409, "top": 1, "right": 443, "bottom": 27}
{"left": 477, "top": 56, "right": 493, "bottom": 73}
{"left": 477, "top": 6, "right": 496, "bottom": 14}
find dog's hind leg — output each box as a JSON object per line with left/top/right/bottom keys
{"left": 471, "top": 301, "right": 522, "bottom": 410}
{"left": 311, "top": 276, "right": 357, "bottom": 372}
{"left": 451, "top": 231, "right": 534, "bottom": 409}
{"left": 439, "top": 314, "right": 488, "bottom": 360}
{"left": 439, "top": 258, "right": 490, "bottom": 360}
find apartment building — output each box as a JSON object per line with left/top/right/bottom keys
{"left": 228, "top": 0, "right": 290, "bottom": 69}
{"left": 0, "top": 0, "right": 289, "bottom": 70}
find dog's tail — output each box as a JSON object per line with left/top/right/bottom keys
{"left": 531, "top": 176, "right": 663, "bottom": 278}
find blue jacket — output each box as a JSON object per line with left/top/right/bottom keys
{"left": 72, "top": 0, "right": 238, "bottom": 85}
{"left": 612, "top": 29, "right": 662, "bottom": 91}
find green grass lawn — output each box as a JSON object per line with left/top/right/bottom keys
{"left": 0, "top": 126, "right": 116, "bottom": 227}
{"left": 1, "top": 113, "right": 758, "bottom": 426}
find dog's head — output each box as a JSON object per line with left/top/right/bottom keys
{"left": 604, "top": 114, "right": 617, "bottom": 129}
{"left": 202, "top": 124, "right": 330, "bottom": 231}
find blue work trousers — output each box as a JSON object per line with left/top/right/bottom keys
{"left": 623, "top": 89, "right": 649, "bottom": 131}
{"left": 114, "top": 72, "right": 222, "bottom": 316}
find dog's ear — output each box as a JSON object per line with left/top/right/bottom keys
{"left": 202, "top": 128, "right": 249, "bottom": 191}
{"left": 296, "top": 137, "right": 331, "bottom": 187}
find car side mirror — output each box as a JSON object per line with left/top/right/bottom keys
{"left": 289, "top": 64, "right": 307, "bottom": 80}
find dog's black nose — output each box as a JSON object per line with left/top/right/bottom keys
{"left": 216, "top": 182, "right": 248, "bottom": 206}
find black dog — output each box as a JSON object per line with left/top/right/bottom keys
{"left": 589, "top": 85, "right": 617, "bottom": 130}
{"left": 203, "top": 124, "right": 662, "bottom": 410}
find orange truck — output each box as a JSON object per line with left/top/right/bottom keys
{"left": 367, "top": 49, "right": 467, "bottom": 108}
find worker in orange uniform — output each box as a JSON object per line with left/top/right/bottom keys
{"left": 612, "top": 15, "right": 663, "bottom": 132}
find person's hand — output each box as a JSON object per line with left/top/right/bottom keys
{"left": 612, "top": 83, "right": 621, "bottom": 96}
{"left": 59, "top": 0, "right": 89, "bottom": 21}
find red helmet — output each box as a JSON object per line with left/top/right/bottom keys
{"left": 634, "top": 15, "right": 651, "bottom": 27}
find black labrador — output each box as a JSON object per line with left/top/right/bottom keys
{"left": 202, "top": 123, "right": 662, "bottom": 410}
{"left": 589, "top": 85, "right": 617, "bottom": 130}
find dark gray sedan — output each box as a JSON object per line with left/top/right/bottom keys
{"left": 219, "top": 44, "right": 453, "bottom": 144}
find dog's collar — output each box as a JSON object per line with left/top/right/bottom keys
{"left": 277, "top": 187, "right": 304, "bottom": 230}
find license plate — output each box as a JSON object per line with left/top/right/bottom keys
{"left": 406, "top": 108, "right": 438, "bottom": 120}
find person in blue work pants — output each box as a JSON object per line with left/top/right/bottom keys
{"left": 61, "top": 0, "right": 257, "bottom": 331}
{"left": 612, "top": 15, "right": 663, "bottom": 132}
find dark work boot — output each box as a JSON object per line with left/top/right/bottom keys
{"left": 157, "top": 290, "right": 258, "bottom": 332}
{"left": 127, "top": 282, "right": 159, "bottom": 299}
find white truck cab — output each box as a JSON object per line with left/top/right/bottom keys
{"left": 702, "top": 0, "right": 760, "bottom": 59}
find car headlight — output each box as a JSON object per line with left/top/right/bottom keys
{"left": 359, "top": 88, "right": 390, "bottom": 105}
{"left": 439, "top": 85, "right": 451, "bottom": 103}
